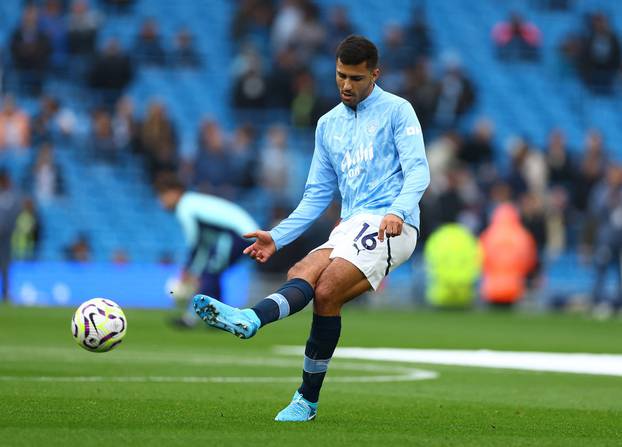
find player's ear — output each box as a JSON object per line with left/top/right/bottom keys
{"left": 371, "top": 67, "right": 380, "bottom": 82}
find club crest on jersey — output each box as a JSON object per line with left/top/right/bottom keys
{"left": 367, "top": 121, "right": 379, "bottom": 135}
{"left": 341, "top": 142, "right": 374, "bottom": 178}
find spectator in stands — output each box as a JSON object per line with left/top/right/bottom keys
{"left": 65, "top": 233, "right": 91, "bottom": 262}
{"left": 12, "top": 197, "right": 41, "bottom": 261}
{"left": 545, "top": 185, "right": 570, "bottom": 257}
{"left": 232, "top": 44, "right": 269, "bottom": 109}
{"left": 39, "top": 0, "right": 68, "bottom": 72}
{"left": 492, "top": 12, "right": 541, "bottom": 61}
{"left": 290, "top": 2, "right": 326, "bottom": 62}
{"left": 399, "top": 59, "right": 439, "bottom": 131}
{"left": 32, "top": 95, "right": 77, "bottom": 145}
{"left": 112, "top": 248, "right": 129, "bottom": 264}
{"left": 67, "top": 0, "right": 101, "bottom": 57}
{"left": 231, "top": 0, "right": 274, "bottom": 52}
{"left": 405, "top": 7, "right": 433, "bottom": 60}
{"left": 230, "top": 123, "right": 257, "bottom": 192}
{"left": 479, "top": 203, "right": 538, "bottom": 305}
{"left": 590, "top": 164, "right": 622, "bottom": 317}
{"left": 458, "top": 118, "right": 495, "bottom": 172}
{"left": 382, "top": 23, "right": 417, "bottom": 73}
{"left": 10, "top": 4, "right": 52, "bottom": 95}
{"left": 170, "top": 28, "right": 201, "bottom": 68}
{"left": 192, "top": 119, "right": 236, "bottom": 198}
{"left": 112, "top": 96, "right": 139, "bottom": 153}
{"left": 0, "top": 95, "right": 31, "bottom": 151}
{"left": 506, "top": 137, "right": 548, "bottom": 198}
{"left": 381, "top": 24, "right": 417, "bottom": 92}
{"left": 545, "top": 129, "right": 576, "bottom": 193}
{"left": 290, "top": 70, "right": 330, "bottom": 127}
{"left": 90, "top": 108, "right": 118, "bottom": 163}
{"left": 267, "top": 46, "right": 300, "bottom": 108}
{"left": 88, "top": 38, "right": 134, "bottom": 105}
{"left": 133, "top": 18, "right": 167, "bottom": 66}
{"left": 434, "top": 52, "right": 476, "bottom": 129}
{"left": 140, "top": 100, "right": 178, "bottom": 182}
{"left": 325, "top": 5, "right": 355, "bottom": 53}
{"left": 101, "top": 0, "right": 135, "bottom": 14}
{"left": 0, "top": 170, "right": 21, "bottom": 302}
{"left": 578, "top": 12, "right": 621, "bottom": 93}
{"left": 258, "top": 124, "right": 291, "bottom": 202}
{"left": 271, "top": 0, "right": 304, "bottom": 53}
{"left": 574, "top": 129, "right": 607, "bottom": 215}
{"left": 25, "top": 142, "right": 65, "bottom": 203}
{"left": 519, "top": 191, "right": 547, "bottom": 287}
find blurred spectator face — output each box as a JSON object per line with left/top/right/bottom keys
{"left": 103, "top": 39, "right": 121, "bottom": 56}
{"left": 112, "top": 249, "right": 129, "bottom": 264}
{"left": 384, "top": 24, "right": 404, "bottom": 48}
{"left": 176, "top": 29, "right": 193, "bottom": 48}
{"left": 147, "top": 101, "right": 166, "bottom": 121}
{"left": 158, "top": 187, "right": 182, "bottom": 211}
{"left": 22, "top": 5, "right": 39, "bottom": 31}
{"left": 140, "top": 19, "right": 159, "bottom": 41}
{"left": 592, "top": 13, "right": 609, "bottom": 34}
{"left": 548, "top": 129, "right": 566, "bottom": 151}
{"left": 92, "top": 110, "right": 113, "bottom": 138}
{"left": 2, "top": 96, "right": 17, "bottom": 115}
{"left": 268, "top": 125, "right": 287, "bottom": 148}
{"left": 585, "top": 129, "right": 603, "bottom": 153}
{"left": 72, "top": 0, "right": 89, "bottom": 16}
{"left": 200, "top": 120, "right": 224, "bottom": 151}
{"left": 115, "top": 96, "right": 134, "bottom": 117}
{"left": 44, "top": 0, "right": 62, "bottom": 17}
{"left": 335, "top": 59, "right": 379, "bottom": 108}
{"left": 474, "top": 118, "right": 493, "bottom": 141}
{"left": 606, "top": 165, "right": 622, "bottom": 187}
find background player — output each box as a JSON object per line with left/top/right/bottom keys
{"left": 156, "top": 176, "right": 257, "bottom": 328}
{"left": 193, "top": 35, "right": 430, "bottom": 421}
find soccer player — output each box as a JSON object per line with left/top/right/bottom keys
{"left": 156, "top": 176, "right": 258, "bottom": 327}
{"left": 193, "top": 35, "right": 430, "bottom": 421}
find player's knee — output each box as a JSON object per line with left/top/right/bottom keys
{"left": 287, "top": 261, "right": 314, "bottom": 283}
{"left": 313, "top": 280, "right": 337, "bottom": 313}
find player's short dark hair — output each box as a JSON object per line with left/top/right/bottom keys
{"left": 154, "top": 173, "right": 185, "bottom": 194}
{"left": 335, "top": 35, "right": 379, "bottom": 69}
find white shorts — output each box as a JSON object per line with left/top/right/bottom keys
{"left": 311, "top": 213, "right": 418, "bottom": 290}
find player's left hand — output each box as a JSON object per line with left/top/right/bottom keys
{"left": 378, "top": 214, "right": 404, "bottom": 242}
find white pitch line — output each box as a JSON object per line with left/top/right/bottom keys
{"left": 276, "top": 346, "right": 622, "bottom": 377}
{"left": 0, "top": 369, "right": 437, "bottom": 384}
{"left": 0, "top": 345, "right": 438, "bottom": 384}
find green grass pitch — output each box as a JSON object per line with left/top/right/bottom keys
{"left": 1, "top": 304, "right": 621, "bottom": 446}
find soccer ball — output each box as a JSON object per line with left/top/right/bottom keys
{"left": 71, "top": 298, "right": 127, "bottom": 352}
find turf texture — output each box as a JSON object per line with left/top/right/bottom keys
{"left": 1, "top": 304, "right": 621, "bottom": 446}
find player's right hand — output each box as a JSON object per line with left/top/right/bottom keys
{"left": 242, "top": 230, "right": 276, "bottom": 263}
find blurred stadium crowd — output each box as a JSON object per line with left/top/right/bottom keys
{"left": 1, "top": 0, "right": 622, "bottom": 310}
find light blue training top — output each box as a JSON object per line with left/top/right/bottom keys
{"left": 176, "top": 192, "right": 258, "bottom": 248}
{"left": 270, "top": 85, "right": 430, "bottom": 250}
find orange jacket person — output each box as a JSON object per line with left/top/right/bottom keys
{"left": 479, "top": 203, "right": 537, "bottom": 304}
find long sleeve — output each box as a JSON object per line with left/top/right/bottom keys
{"left": 270, "top": 122, "right": 337, "bottom": 250}
{"left": 387, "top": 101, "right": 430, "bottom": 223}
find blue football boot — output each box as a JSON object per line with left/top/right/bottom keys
{"left": 192, "top": 294, "right": 260, "bottom": 339}
{"left": 274, "top": 391, "right": 318, "bottom": 422}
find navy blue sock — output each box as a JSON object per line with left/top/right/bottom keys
{"left": 251, "top": 278, "right": 314, "bottom": 327}
{"left": 298, "top": 313, "right": 341, "bottom": 403}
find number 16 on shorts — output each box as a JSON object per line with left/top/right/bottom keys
{"left": 352, "top": 222, "right": 378, "bottom": 254}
